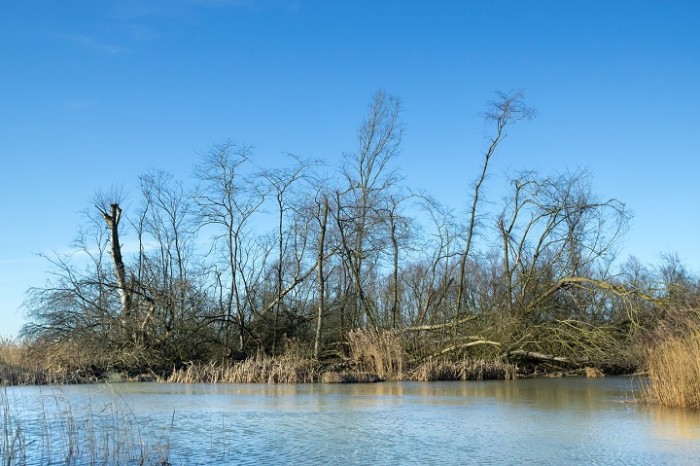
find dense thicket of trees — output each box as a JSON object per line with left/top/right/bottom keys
{"left": 21, "top": 90, "right": 700, "bottom": 376}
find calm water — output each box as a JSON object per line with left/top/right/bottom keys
{"left": 4, "top": 378, "right": 700, "bottom": 465}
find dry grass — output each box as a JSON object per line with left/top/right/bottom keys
{"left": 584, "top": 367, "right": 605, "bottom": 378}
{"left": 645, "top": 329, "right": 700, "bottom": 409}
{"left": 0, "top": 338, "right": 53, "bottom": 385}
{"left": 5, "top": 330, "right": 541, "bottom": 386}
{"left": 410, "top": 357, "right": 518, "bottom": 382}
{"left": 0, "top": 339, "right": 23, "bottom": 367}
{"left": 2, "top": 390, "right": 24, "bottom": 465}
{"left": 167, "top": 342, "right": 321, "bottom": 384}
{"left": 0, "top": 338, "right": 104, "bottom": 386}
{"left": 347, "top": 329, "right": 404, "bottom": 381}
{"left": 0, "top": 338, "right": 25, "bottom": 385}
{"left": 1, "top": 387, "right": 172, "bottom": 465}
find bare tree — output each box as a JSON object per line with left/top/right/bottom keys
{"left": 22, "top": 203, "right": 138, "bottom": 371}
{"left": 261, "top": 156, "right": 315, "bottom": 352}
{"left": 408, "top": 194, "right": 462, "bottom": 328}
{"left": 95, "top": 189, "right": 132, "bottom": 324}
{"left": 455, "top": 91, "right": 535, "bottom": 319}
{"left": 335, "top": 90, "right": 403, "bottom": 330}
{"left": 497, "top": 170, "right": 630, "bottom": 317}
{"left": 383, "top": 193, "right": 413, "bottom": 328}
{"left": 314, "top": 194, "right": 330, "bottom": 358}
{"left": 195, "top": 142, "right": 265, "bottom": 352}
{"left": 131, "top": 170, "right": 200, "bottom": 361}
{"left": 20, "top": 89, "right": 678, "bottom": 379}
{"left": 658, "top": 252, "right": 698, "bottom": 306}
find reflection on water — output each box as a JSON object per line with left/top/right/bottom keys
{"left": 645, "top": 404, "right": 700, "bottom": 441}
{"left": 4, "top": 378, "right": 700, "bottom": 465}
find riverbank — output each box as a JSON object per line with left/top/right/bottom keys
{"left": 1, "top": 332, "right": 610, "bottom": 387}
{"left": 7, "top": 325, "right": 700, "bottom": 410}
{"left": 0, "top": 348, "right": 521, "bottom": 386}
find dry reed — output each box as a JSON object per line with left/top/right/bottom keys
{"left": 0, "top": 338, "right": 24, "bottom": 386}
{"left": 0, "top": 338, "right": 53, "bottom": 385}
{"left": 410, "top": 357, "right": 517, "bottom": 381}
{"left": 167, "top": 345, "right": 321, "bottom": 384}
{"left": 584, "top": 367, "right": 605, "bottom": 378}
{"left": 0, "top": 338, "right": 107, "bottom": 386}
{"left": 2, "top": 390, "right": 25, "bottom": 465}
{"left": 1, "top": 387, "right": 172, "bottom": 465}
{"left": 645, "top": 329, "right": 700, "bottom": 409}
{"left": 347, "top": 329, "right": 404, "bottom": 381}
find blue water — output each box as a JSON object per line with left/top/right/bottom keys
{"left": 3, "top": 378, "right": 700, "bottom": 465}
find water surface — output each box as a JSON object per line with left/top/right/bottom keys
{"left": 4, "top": 378, "right": 700, "bottom": 465}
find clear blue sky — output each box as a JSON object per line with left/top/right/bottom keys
{"left": 2, "top": 0, "right": 699, "bottom": 337}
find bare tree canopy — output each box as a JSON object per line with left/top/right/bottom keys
{"left": 18, "top": 90, "right": 686, "bottom": 380}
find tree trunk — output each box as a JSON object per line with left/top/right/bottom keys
{"left": 314, "top": 197, "right": 329, "bottom": 359}
{"left": 101, "top": 203, "right": 131, "bottom": 319}
{"left": 455, "top": 91, "right": 534, "bottom": 321}
{"left": 390, "top": 210, "right": 400, "bottom": 328}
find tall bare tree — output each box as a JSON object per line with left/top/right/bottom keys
{"left": 314, "top": 194, "right": 330, "bottom": 359}
{"left": 335, "top": 90, "right": 403, "bottom": 330}
{"left": 132, "top": 169, "right": 198, "bottom": 358}
{"left": 95, "top": 190, "right": 132, "bottom": 323}
{"left": 455, "top": 91, "right": 535, "bottom": 319}
{"left": 195, "top": 142, "right": 265, "bottom": 352}
{"left": 261, "top": 156, "right": 314, "bottom": 352}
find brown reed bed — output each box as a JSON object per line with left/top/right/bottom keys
{"left": 409, "top": 356, "right": 518, "bottom": 382}
{"left": 0, "top": 338, "right": 54, "bottom": 385}
{"left": 584, "top": 366, "right": 605, "bottom": 378}
{"left": 166, "top": 347, "right": 322, "bottom": 384}
{"left": 0, "top": 338, "right": 26, "bottom": 386}
{"left": 0, "top": 338, "right": 103, "bottom": 386}
{"left": 644, "top": 329, "right": 700, "bottom": 409}
{"left": 347, "top": 328, "right": 404, "bottom": 381}
{"left": 4, "top": 330, "right": 544, "bottom": 387}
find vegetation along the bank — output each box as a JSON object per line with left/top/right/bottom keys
{"left": 4, "top": 90, "right": 700, "bottom": 407}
